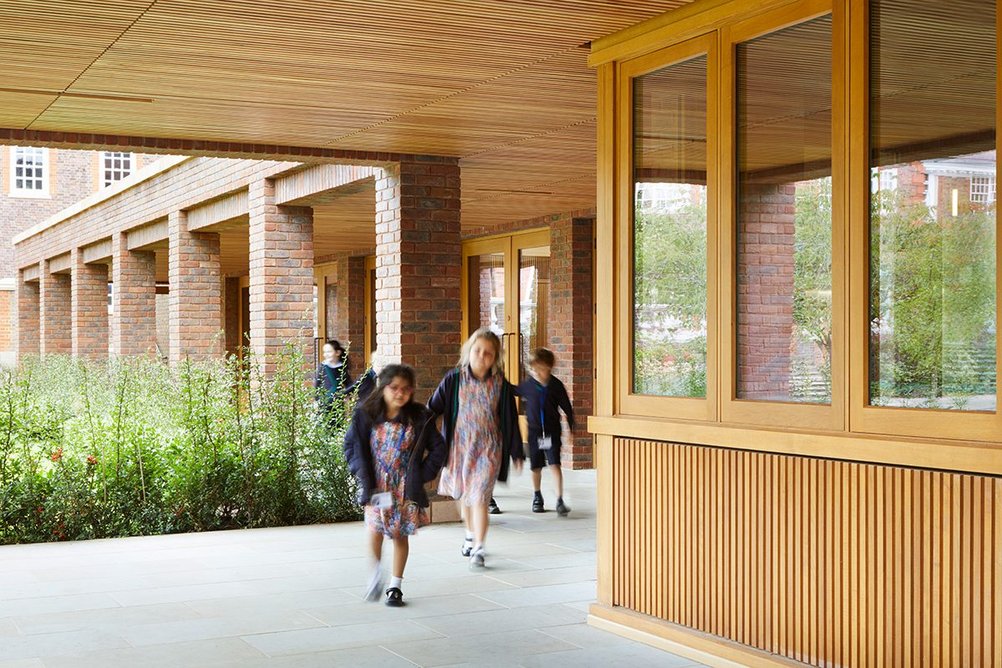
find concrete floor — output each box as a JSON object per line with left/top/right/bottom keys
{"left": 0, "top": 468, "right": 703, "bottom": 667}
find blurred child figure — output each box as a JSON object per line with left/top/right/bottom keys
{"left": 517, "top": 348, "right": 574, "bottom": 516}
{"left": 429, "top": 328, "right": 524, "bottom": 568}
{"left": 315, "top": 340, "right": 352, "bottom": 416}
{"left": 343, "top": 364, "right": 447, "bottom": 606}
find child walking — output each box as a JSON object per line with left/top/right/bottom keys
{"left": 517, "top": 348, "right": 574, "bottom": 516}
{"left": 315, "top": 340, "right": 352, "bottom": 418}
{"left": 343, "top": 364, "right": 447, "bottom": 607}
{"left": 429, "top": 328, "right": 524, "bottom": 569}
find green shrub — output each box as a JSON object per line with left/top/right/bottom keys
{"left": 0, "top": 346, "right": 361, "bottom": 545}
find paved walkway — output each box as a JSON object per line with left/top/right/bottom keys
{"left": 0, "top": 468, "right": 702, "bottom": 667}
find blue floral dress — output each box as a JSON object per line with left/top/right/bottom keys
{"left": 437, "top": 367, "right": 503, "bottom": 506}
{"left": 364, "top": 420, "right": 429, "bottom": 538}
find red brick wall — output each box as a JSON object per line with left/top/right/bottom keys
{"left": 0, "top": 290, "right": 12, "bottom": 355}
{"left": 332, "top": 254, "right": 366, "bottom": 365}
{"left": 168, "top": 211, "right": 223, "bottom": 363}
{"left": 15, "top": 158, "right": 296, "bottom": 271}
{"left": 70, "top": 248, "right": 109, "bottom": 360}
{"left": 247, "top": 179, "right": 315, "bottom": 374}
{"left": 15, "top": 274, "right": 38, "bottom": 358}
{"left": 375, "top": 157, "right": 462, "bottom": 402}
{"left": 39, "top": 263, "right": 71, "bottom": 356}
{"left": 737, "top": 182, "right": 796, "bottom": 400}
{"left": 550, "top": 215, "right": 595, "bottom": 468}
{"left": 224, "top": 277, "right": 241, "bottom": 356}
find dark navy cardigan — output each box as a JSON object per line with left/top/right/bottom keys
{"left": 427, "top": 367, "right": 524, "bottom": 483}
{"left": 516, "top": 375, "right": 575, "bottom": 437}
{"left": 342, "top": 404, "right": 447, "bottom": 507}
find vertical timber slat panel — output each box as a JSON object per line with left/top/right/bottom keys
{"left": 608, "top": 438, "right": 1001, "bottom": 667}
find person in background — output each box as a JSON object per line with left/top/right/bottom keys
{"left": 516, "top": 347, "right": 574, "bottom": 516}
{"left": 316, "top": 340, "right": 352, "bottom": 417}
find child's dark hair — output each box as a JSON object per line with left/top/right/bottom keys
{"left": 529, "top": 347, "right": 555, "bottom": 368}
{"left": 360, "top": 363, "right": 420, "bottom": 423}
{"left": 326, "top": 339, "right": 346, "bottom": 355}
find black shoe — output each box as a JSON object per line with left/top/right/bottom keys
{"left": 556, "top": 498, "right": 570, "bottom": 517}
{"left": 488, "top": 498, "right": 502, "bottom": 515}
{"left": 532, "top": 493, "right": 544, "bottom": 513}
{"left": 385, "top": 587, "right": 405, "bottom": 607}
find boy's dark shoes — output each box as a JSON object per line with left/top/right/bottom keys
{"left": 532, "top": 492, "right": 545, "bottom": 513}
{"left": 488, "top": 498, "right": 502, "bottom": 514}
{"left": 556, "top": 499, "right": 570, "bottom": 517}
{"left": 385, "top": 587, "right": 405, "bottom": 607}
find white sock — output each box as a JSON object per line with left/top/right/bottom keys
{"left": 464, "top": 533, "right": 474, "bottom": 543}
{"left": 389, "top": 576, "right": 403, "bottom": 590}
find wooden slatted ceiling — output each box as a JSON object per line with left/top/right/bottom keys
{"left": 0, "top": 0, "right": 691, "bottom": 230}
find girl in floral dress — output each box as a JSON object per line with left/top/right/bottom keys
{"left": 429, "top": 328, "right": 524, "bottom": 569}
{"left": 343, "top": 364, "right": 446, "bottom": 606}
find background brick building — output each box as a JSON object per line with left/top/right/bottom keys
{"left": 0, "top": 148, "right": 155, "bottom": 364}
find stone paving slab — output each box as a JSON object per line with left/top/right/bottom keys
{"left": 0, "top": 468, "right": 704, "bottom": 667}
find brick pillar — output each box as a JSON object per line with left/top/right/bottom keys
{"left": 332, "top": 254, "right": 366, "bottom": 363}
{"left": 70, "top": 249, "right": 109, "bottom": 360}
{"left": 737, "top": 183, "right": 796, "bottom": 400}
{"left": 223, "top": 277, "right": 241, "bottom": 356}
{"left": 111, "top": 233, "right": 158, "bottom": 357}
{"left": 551, "top": 215, "right": 595, "bottom": 469}
{"left": 168, "top": 210, "right": 223, "bottom": 364}
{"left": 375, "top": 157, "right": 462, "bottom": 401}
{"left": 40, "top": 261, "right": 71, "bottom": 356}
{"left": 248, "top": 179, "right": 315, "bottom": 375}
{"left": 16, "top": 271, "right": 39, "bottom": 360}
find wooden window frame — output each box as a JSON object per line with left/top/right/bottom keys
{"left": 616, "top": 33, "right": 720, "bottom": 422}
{"left": 719, "top": 0, "right": 846, "bottom": 431}
{"left": 602, "top": 0, "right": 1002, "bottom": 446}
{"left": 847, "top": 0, "right": 1002, "bottom": 442}
{"left": 460, "top": 228, "right": 550, "bottom": 383}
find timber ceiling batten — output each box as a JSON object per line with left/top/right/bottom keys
{"left": 2, "top": 0, "right": 692, "bottom": 228}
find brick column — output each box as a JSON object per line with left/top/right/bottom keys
{"left": 40, "top": 261, "right": 71, "bottom": 356}
{"left": 111, "top": 232, "right": 158, "bottom": 357}
{"left": 248, "top": 179, "right": 315, "bottom": 375}
{"left": 331, "top": 254, "right": 366, "bottom": 361}
{"left": 223, "top": 277, "right": 241, "bottom": 356}
{"left": 70, "top": 249, "right": 109, "bottom": 360}
{"left": 551, "top": 215, "right": 596, "bottom": 468}
{"left": 16, "top": 271, "right": 39, "bottom": 360}
{"left": 168, "top": 210, "right": 223, "bottom": 364}
{"left": 375, "top": 157, "right": 462, "bottom": 401}
{"left": 737, "top": 183, "right": 796, "bottom": 400}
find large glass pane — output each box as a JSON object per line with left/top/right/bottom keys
{"left": 467, "top": 252, "right": 505, "bottom": 338}
{"left": 519, "top": 245, "right": 550, "bottom": 370}
{"left": 632, "top": 55, "right": 708, "bottom": 397}
{"left": 736, "top": 15, "right": 833, "bottom": 403}
{"left": 869, "top": 0, "right": 997, "bottom": 411}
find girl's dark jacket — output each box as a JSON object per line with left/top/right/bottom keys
{"left": 315, "top": 361, "right": 351, "bottom": 404}
{"left": 427, "top": 367, "right": 525, "bottom": 483}
{"left": 342, "top": 403, "right": 447, "bottom": 508}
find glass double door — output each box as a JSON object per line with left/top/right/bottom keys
{"left": 462, "top": 229, "right": 550, "bottom": 386}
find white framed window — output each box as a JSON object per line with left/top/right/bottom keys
{"left": 970, "top": 174, "right": 995, "bottom": 204}
{"left": 101, "top": 151, "right": 133, "bottom": 187}
{"left": 10, "top": 147, "right": 49, "bottom": 197}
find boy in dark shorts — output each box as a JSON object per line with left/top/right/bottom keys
{"left": 516, "top": 348, "right": 574, "bottom": 516}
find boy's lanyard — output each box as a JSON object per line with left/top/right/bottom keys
{"left": 537, "top": 382, "right": 548, "bottom": 438}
